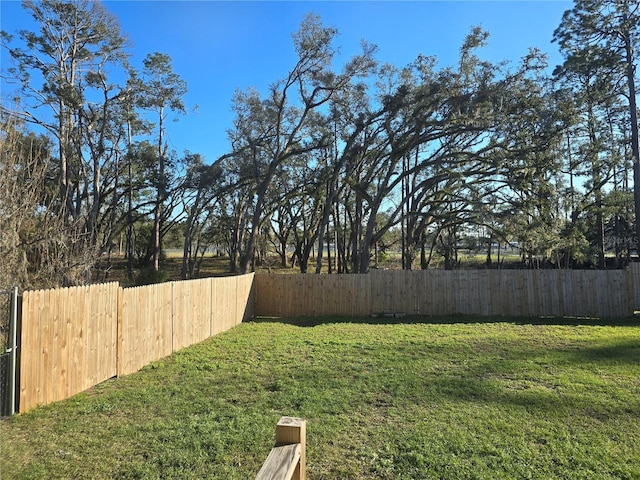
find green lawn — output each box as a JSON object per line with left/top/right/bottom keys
{"left": 2, "top": 316, "right": 639, "bottom": 479}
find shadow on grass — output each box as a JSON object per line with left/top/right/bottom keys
{"left": 568, "top": 339, "right": 640, "bottom": 365}
{"left": 249, "top": 314, "right": 640, "bottom": 328}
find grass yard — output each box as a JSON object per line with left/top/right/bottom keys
{"left": 1, "top": 316, "right": 639, "bottom": 479}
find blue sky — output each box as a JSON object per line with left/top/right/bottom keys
{"left": 2, "top": 0, "right": 572, "bottom": 164}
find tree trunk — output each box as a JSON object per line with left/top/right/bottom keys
{"left": 153, "top": 108, "right": 165, "bottom": 272}
{"left": 625, "top": 35, "right": 640, "bottom": 252}
{"left": 240, "top": 187, "right": 266, "bottom": 274}
{"left": 126, "top": 115, "right": 135, "bottom": 280}
{"left": 181, "top": 191, "right": 200, "bottom": 280}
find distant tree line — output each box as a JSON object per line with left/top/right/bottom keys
{"left": 1, "top": 0, "right": 638, "bottom": 289}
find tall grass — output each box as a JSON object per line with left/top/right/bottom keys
{"left": 2, "top": 316, "right": 639, "bottom": 479}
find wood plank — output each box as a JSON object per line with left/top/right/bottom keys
{"left": 275, "top": 416, "right": 306, "bottom": 480}
{"left": 214, "top": 276, "right": 235, "bottom": 331}
{"left": 119, "top": 286, "right": 133, "bottom": 376}
{"left": 210, "top": 278, "right": 218, "bottom": 335}
{"left": 369, "top": 271, "right": 383, "bottom": 315}
{"left": 107, "top": 283, "right": 118, "bottom": 378}
{"left": 255, "top": 443, "right": 301, "bottom": 480}
{"left": 424, "top": 270, "right": 435, "bottom": 315}
{"left": 39, "top": 288, "right": 51, "bottom": 406}
{"left": 311, "top": 274, "right": 323, "bottom": 316}
{"left": 254, "top": 274, "right": 272, "bottom": 316}
{"left": 51, "top": 287, "right": 62, "bottom": 406}
{"left": 43, "top": 288, "right": 53, "bottom": 405}
{"left": 88, "top": 285, "right": 98, "bottom": 390}
{"left": 68, "top": 286, "right": 81, "bottom": 399}
{"left": 18, "top": 291, "right": 32, "bottom": 411}
{"left": 596, "top": 271, "right": 608, "bottom": 318}
{"left": 161, "top": 283, "right": 173, "bottom": 355}
{"left": 557, "top": 270, "right": 566, "bottom": 317}
{"left": 353, "top": 274, "right": 369, "bottom": 316}
{"left": 481, "top": 270, "right": 490, "bottom": 316}
{"left": 172, "top": 281, "right": 186, "bottom": 351}
{"left": 78, "top": 285, "right": 89, "bottom": 393}
{"left": 487, "top": 270, "right": 498, "bottom": 316}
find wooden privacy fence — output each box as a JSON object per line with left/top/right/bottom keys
{"left": 20, "top": 282, "right": 119, "bottom": 413}
{"left": 255, "top": 268, "right": 636, "bottom": 318}
{"left": 118, "top": 275, "right": 254, "bottom": 376}
{"left": 20, "top": 274, "right": 254, "bottom": 412}
{"left": 16, "top": 267, "right": 639, "bottom": 413}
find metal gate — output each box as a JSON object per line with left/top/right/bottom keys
{"left": 0, "top": 287, "right": 19, "bottom": 416}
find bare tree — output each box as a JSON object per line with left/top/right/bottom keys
{"left": 0, "top": 112, "right": 90, "bottom": 289}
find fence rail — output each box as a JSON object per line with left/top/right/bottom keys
{"left": 19, "top": 274, "right": 255, "bottom": 412}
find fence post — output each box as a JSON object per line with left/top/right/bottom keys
{"left": 627, "top": 265, "right": 637, "bottom": 315}
{"left": 8, "top": 286, "right": 18, "bottom": 416}
{"left": 275, "top": 417, "right": 306, "bottom": 480}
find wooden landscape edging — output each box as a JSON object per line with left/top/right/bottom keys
{"left": 256, "top": 417, "right": 306, "bottom": 480}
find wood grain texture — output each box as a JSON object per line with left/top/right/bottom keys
{"left": 255, "top": 444, "right": 301, "bottom": 480}
{"left": 254, "top": 269, "right": 633, "bottom": 318}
